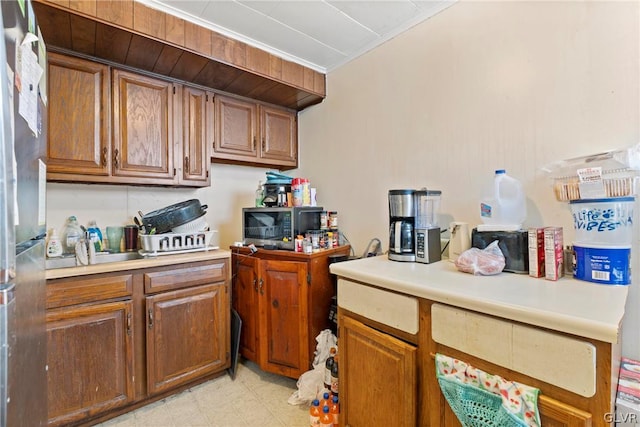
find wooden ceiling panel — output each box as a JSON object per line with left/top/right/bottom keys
{"left": 95, "top": 22, "right": 131, "bottom": 64}
{"left": 33, "top": 3, "right": 72, "bottom": 48}
{"left": 224, "top": 72, "right": 279, "bottom": 101}
{"left": 126, "top": 34, "right": 164, "bottom": 71}
{"left": 191, "top": 60, "right": 242, "bottom": 91}
{"left": 69, "top": 14, "right": 96, "bottom": 56}
{"left": 33, "top": 0, "right": 324, "bottom": 110}
{"left": 168, "top": 50, "right": 208, "bottom": 82}
{"left": 152, "top": 45, "right": 183, "bottom": 76}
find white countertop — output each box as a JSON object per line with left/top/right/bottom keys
{"left": 330, "top": 256, "right": 628, "bottom": 343}
{"left": 46, "top": 249, "right": 231, "bottom": 280}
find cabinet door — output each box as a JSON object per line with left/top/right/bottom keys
{"left": 258, "top": 259, "right": 309, "bottom": 379}
{"left": 47, "top": 53, "right": 110, "bottom": 177}
{"left": 339, "top": 314, "right": 417, "bottom": 427}
{"left": 259, "top": 105, "right": 297, "bottom": 167}
{"left": 112, "top": 69, "right": 176, "bottom": 182}
{"left": 146, "top": 283, "right": 229, "bottom": 395}
{"left": 213, "top": 94, "right": 257, "bottom": 159}
{"left": 232, "top": 253, "right": 260, "bottom": 362}
{"left": 46, "top": 300, "right": 134, "bottom": 427}
{"left": 181, "top": 86, "right": 212, "bottom": 186}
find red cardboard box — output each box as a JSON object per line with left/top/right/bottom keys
{"left": 544, "top": 227, "right": 564, "bottom": 281}
{"left": 528, "top": 227, "right": 545, "bottom": 278}
{"left": 616, "top": 358, "right": 640, "bottom": 425}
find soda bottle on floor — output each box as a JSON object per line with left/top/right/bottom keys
{"left": 319, "top": 405, "right": 333, "bottom": 427}
{"left": 330, "top": 354, "right": 339, "bottom": 397}
{"left": 330, "top": 395, "right": 340, "bottom": 426}
{"left": 310, "top": 399, "right": 321, "bottom": 426}
{"left": 324, "top": 347, "right": 336, "bottom": 391}
{"left": 319, "top": 391, "right": 331, "bottom": 410}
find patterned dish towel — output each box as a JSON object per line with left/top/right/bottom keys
{"left": 435, "top": 353, "right": 541, "bottom": 427}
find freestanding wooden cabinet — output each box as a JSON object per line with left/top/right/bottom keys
{"left": 231, "top": 246, "right": 350, "bottom": 379}
{"left": 214, "top": 94, "right": 297, "bottom": 169}
{"left": 46, "top": 257, "right": 230, "bottom": 426}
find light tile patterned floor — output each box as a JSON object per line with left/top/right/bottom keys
{"left": 97, "top": 360, "right": 310, "bottom": 427}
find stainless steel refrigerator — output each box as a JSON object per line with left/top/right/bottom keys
{"left": 0, "top": 0, "right": 48, "bottom": 425}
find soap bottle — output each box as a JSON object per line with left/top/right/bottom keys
{"left": 87, "top": 220, "right": 103, "bottom": 252}
{"left": 255, "top": 181, "right": 264, "bottom": 207}
{"left": 46, "top": 228, "right": 63, "bottom": 258}
{"left": 61, "top": 216, "right": 83, "bottom": 255}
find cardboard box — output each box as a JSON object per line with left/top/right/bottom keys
{"left": 528, "top": 228, "right": 545, "bottom": 278}
{"left": 544, "top": 227, "right": 564, "bottom": 281}
{"left": 616, "top": 358, "right": 640, "bottom": 426}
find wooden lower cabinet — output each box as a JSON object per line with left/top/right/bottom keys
{"left": 338, "top": 313, "right": 417, "bottom": 427}
{"left": 46, "top": 301, "right": 134, "bottom": 427}
{"left": 146, "top": 283, "right": 229, "bottom": 394}
{"left": 231, "top": 246, "right": 350, "bottom": 379}
{"left": 336, "top": 282, "right": 615, "bottom": 427}
{"left": 46, "top": 258, "right": 230, "bottom": 426}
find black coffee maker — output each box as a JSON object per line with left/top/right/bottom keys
{"left": 388, "top": 189, "right": 416, "bottom": 262}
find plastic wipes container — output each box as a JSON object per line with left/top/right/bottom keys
{"left": 573, "top": 243, "right": 631, "bottom": 285}
{"left": 569, "top": 196, "right": 635, "bottom": 246}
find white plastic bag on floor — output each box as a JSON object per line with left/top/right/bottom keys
{"left": 288, "top": 329, "right": 337, "bottom": 405}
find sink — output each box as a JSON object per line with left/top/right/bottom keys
{"left": 46, "top": 251, "right": 143, "bottom": 270}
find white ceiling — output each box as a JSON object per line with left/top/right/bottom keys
{"left": 141, "top": 0, "right": 456, "bottom": 73}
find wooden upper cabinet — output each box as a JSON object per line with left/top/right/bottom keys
{"left": 213, "top": 94, "right": 298, "bottom": 170}
{"left": 181, "top": 86, "right": 212, "bottom": 186}
{"left": 214, "top": 94, "right": 258, "bottom": 158}
{"left": 47, "top": 52, "right": 111, "bottom": 177}
{"left": 260, "top": 105, "right": 297, "bottom": 166}
{"left": 112, "top": 69, "right": 176, "bottom": 182}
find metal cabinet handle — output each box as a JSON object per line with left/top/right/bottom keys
{"left": 262, "top": 137, "right": 265, "bottom": 152}
{"left": 148, "top": 308, "right": 153, "bottom": 329}
{"left": 127, "top": 312, "right": 132, "bottom": 336}
{"left": 253, "top": 278, "right": 258, "bottom": 293}
{"left": 184, "top": 156, "right": 190, "bottom": 174}
{"left": 101, "top": 147, "right": 108, "bottom": 167}
{"left": 252, "top": 136, "right": 256, "bottom": 151}
{"left": 259, "top": 278, "right": 264, "bottom": 295}
{"left": 113, "top": 148, "right": 119, "bottom": 168}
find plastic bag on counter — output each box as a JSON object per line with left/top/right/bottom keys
{"left": 288, "top": 329, "right": 337, "bottom": 405}
{"left": 454, "top": 240, "right": 505, "bottom": 276}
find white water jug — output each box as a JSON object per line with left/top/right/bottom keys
{"left": 478, "top": 169, "right": 526, "bottom": 231}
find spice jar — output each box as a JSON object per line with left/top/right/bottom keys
{"left": 329, "top": 211, "right": 338, "bottom": 229}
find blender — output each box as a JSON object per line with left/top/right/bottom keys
{"left": 414, "top": 189, "right": 442, "bottom": 264}
{"left": 388, "top": 189, "right": 416, "bottom": 262}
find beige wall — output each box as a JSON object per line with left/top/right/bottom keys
{"left": 298, "top": 1, "right": 640, "bottom": 355}
{"left": 47, "top": 1, "right": 640, "bottom": 355}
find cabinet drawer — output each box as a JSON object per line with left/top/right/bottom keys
{"left": 144, "top": 261, "right": 228, "bottom": 293}
{"left": 431, "top": 303, "right": 596, "bottom": 397}
{"left": 338, "top": 279, "right": 418, "bottom": 334}
{"left": 47, "top": 274, "right": 133, "bottom": 309}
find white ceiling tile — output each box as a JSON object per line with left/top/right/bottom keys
{"left": 242, "top": 1, "right": 378, "bottom": 53}
{"left": 145, "top": 0, "right": 457, "bottom": 72}
{"left": 329, "top": 1, "right": 421, "bottom": 35}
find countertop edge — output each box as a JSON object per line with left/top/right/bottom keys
{"left": 46, "top": 249, "right": 231, "bottom": 280}
{"left": 331, "top": 256, "right": 627, "bottom": 344}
